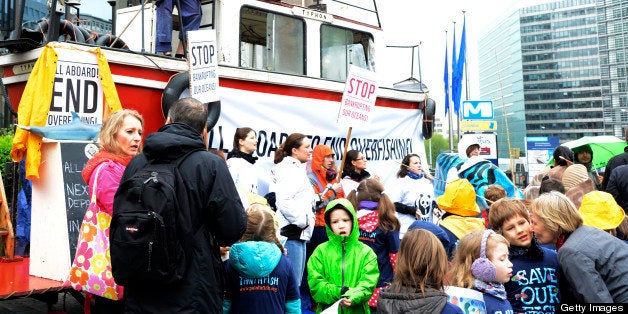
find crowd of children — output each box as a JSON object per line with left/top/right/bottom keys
{"left": 220, "top": 131, "right": 628, "bottom": 314}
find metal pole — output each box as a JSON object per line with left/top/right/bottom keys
{"left": 417, "top": 41, "right": 424, "bottom": 92}
{"left": 141, "top": 0, "right": 145, "bottom": 52}
{"left": 108, "top": 1, "right": 117, "bottom": 35}
{"left": 176, "top": 0, "right": 187, "bottom": 57}
{"left": 47, "top": 0, "right": 61, "bottom": 43}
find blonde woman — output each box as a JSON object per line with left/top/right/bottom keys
{"left": 530, "top": 191, "right": 628, "bottom": 303}
{"left": 71, "top": 109, "right": 144, "bottom": 313}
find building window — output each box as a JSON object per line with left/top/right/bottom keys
{"left": 239, "top": 6, "right": 305, "bottom": 75}
{"left": 320, "top": 25, "right": 374, "bottom": 81}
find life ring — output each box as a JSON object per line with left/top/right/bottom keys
{"left": 422, "top": 98, "right": 435, "bottom": 140}
{"left": 76, "top": 25, "right": 95, "bottom": 45}
{"left": 161, "top": 72, "right": 221, "bottom": 130}
{"left": 21, "top": 18, "right": 83, "bottom": 44}
{"left": 95, "top": 34, "right": 129, "bottom": 50}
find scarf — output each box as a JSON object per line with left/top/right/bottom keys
{"left": 509, "top": 237, "right": 544, "bottom": 260}
{"left": 407, "top": 171, "right": 424, "bottom": 180}
{"left": 343, "top": 169, "right": 371, "bottom": 182}
{"left": 474, "top": 279, "right": 507, "bottom": 300}
{"left": 227, "top": 150, "right": 258, "bottom": 164}
{"left": 556, "top": 233, "right": 568, "bottom": 250}
{"left": 81, "top": 150, "right": 133, "bottom": 184}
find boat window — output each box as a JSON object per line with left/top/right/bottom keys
{"left": 239, "top": 7, "right": 305, "bottom": 75}
{"left": 321, "top": 25, "right": 375, "bottom": 81}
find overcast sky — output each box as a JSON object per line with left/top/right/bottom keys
{"left": 80, "top": 0, "right": 553, "bottom": 119}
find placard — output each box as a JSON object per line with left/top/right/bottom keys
{"left": 337, "top": 65, "right": 378, "bottom": 127}
{"left": 50, "top": 49, "right": 103, "bottom": 126}
{"left": 187, "top": 29, "right": 219, "bottom": 103}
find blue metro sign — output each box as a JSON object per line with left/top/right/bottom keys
{"left": 462, "top": 100, "right": 494, "bottom": 120}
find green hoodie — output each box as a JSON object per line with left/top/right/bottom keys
{"left": 307, "top": 199, "right": 379, "bottom": 313}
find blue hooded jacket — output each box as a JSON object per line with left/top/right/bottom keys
{"left": 223, "top": 241, "right": 300, "bottom": 313}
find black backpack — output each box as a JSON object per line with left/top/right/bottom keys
{"left": 110, "top": 149, "right": 202, "bottom": 286}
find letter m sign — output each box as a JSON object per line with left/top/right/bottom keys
{"left": 462, "top": 100, "right": 493, "bottom": 120}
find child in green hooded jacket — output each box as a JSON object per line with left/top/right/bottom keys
{"left": 307, "top": 198, "right": 380, "bottom": 313}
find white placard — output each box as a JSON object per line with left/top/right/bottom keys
{"left": 337, "top": 65, "right": 378, "bottom": 127}
{"left": 50, "top": 49, "right": 103, "bottom": 126}
{"left": 187, "top": 29, "right": 219, "bottom": 103}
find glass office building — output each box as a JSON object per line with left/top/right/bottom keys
{"left": 479, "top": 0, "right": 628, "bottom": 158}
{"left": 598, "top": 0, "right": 628, "bottom": 137}
{"left": 478, "top": 11, "right": 526, "bottom": 159}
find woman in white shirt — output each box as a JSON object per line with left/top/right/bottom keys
{"left": 270, "top": 133, "right": 315, "bottom": 287}
{"left": 226, "top": 127, "right": 260, "bottom": 195}
{"left": 387, "top": 153, "right": 437, "bottom": 239}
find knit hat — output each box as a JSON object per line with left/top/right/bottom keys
{"left": 437, "top": 179, "right": 480, "bottom": 217}
{"left": 579, "top": 191, "right": 625, "bottom": 230}
{"left": 561, "top": 164, "right": 589, "bottom": 191}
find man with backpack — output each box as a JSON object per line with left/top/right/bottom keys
{"left": 112, "top": 97, "right": 247, "bottom": 313}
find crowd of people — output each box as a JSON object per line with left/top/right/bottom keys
{"left": 71, "top": 104, "right": 628, "bottom": 313}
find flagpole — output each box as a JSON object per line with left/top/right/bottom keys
{"left": 462, "top": 11, "right": 470, "bottom": 102}
{"left": 445, "top": 29, "right": 454, "bottom": 151}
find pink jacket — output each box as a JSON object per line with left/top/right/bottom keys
{"left": 88, "top": 160, "right": 126, "bottom": 215}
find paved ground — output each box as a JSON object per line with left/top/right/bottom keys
{"left": 0, "top": 292, "right": 83, "bottom": 314}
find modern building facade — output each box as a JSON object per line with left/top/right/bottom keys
{"left": 597, "top": 0, "right": 628, "bottom": 137}
{"left": 478, "top": 10, "right": 526, "bottom": 159}
{"left": 479, "top": 0, "right": 627, "bottom": 159}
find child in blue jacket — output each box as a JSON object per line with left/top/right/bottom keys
{"left": 223, "top": 204, "right": 300, "bottom": 313}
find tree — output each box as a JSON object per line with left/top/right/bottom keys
{"left": 424, "top": 133, "right": 457, "bottom": 171}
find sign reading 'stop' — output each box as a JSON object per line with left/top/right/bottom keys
{"left": 337, "top": 65, "right": 378, "bottom": 127}
{"left": 187, "top": 29, "right": 219, "bottom": 103}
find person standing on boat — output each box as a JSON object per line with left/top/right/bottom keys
{"left": 270, "top": 133, "right": 316, "bottom": 289}
{"left": 155, "top": 0, "right": 202, "bottom": 58}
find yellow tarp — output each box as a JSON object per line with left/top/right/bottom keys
{"left": 11, "top": 42, "right": 122, "bottom": 180}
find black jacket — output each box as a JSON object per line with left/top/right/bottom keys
{"left": 602, "top": 147, "right": 628, "bottom": 190}
{"left": 606, "top": 164, "right": 628, "bottom": 210}
{"left": 122, "top": 123, "right": 247, "bottom": 313}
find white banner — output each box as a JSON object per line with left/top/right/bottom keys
{"left": 209, "top": 87, "right": 426, "bottom": 195}
{"left": 49, "top": 49, "right": 103, "bottom": 126}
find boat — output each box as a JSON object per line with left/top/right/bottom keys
{"left": 1, "top": 0, "right": 434, "bottom": 188}
{"left": 0, "top": 0, "right": 433, "bottom": 299}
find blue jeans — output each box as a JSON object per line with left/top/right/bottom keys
{"left": 155, "top": 0, "right": 202, "bottom": 52}
{"left": 285, "top": 239, "right": 307, "bottom": 286}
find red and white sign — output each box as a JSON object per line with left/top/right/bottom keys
{"left": 187, "top": 29, "right": 219, "bottom": 103}
{"left": 337, "top": 65, "right": 378, "bottom": 127}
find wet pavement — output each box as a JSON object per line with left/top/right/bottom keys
{"left": 0, "top": 292, "right": 83, "bottom": 314}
